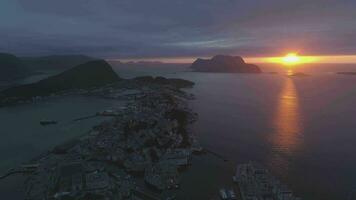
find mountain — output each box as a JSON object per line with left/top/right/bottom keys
{"left": 1, "top": 60, "right": 120, "bottom": 98}
{"left": 124, "top": 61, "right": 164, "bottom": 65}
{"left": 190, "top": 55, "right": 261, "bottom": 73}
{"left": 0, "top": 53, "right": 31, "bottom": 81}
{"left": 21, "top": 55, "right": 95, "bottom": 71}
{"left": 0, "top": 53, "right": 95, "bottom": 81}
{"left": 133, "top": 76, "right": 194, "bottom": 88}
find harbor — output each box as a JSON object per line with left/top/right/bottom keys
{"left": 0, "top": 78, "right": 200, "bottom": 200}
{"left": 232, "top": 162, "right": 301, "bottom": 200}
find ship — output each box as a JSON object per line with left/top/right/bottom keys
{"left": 40, "top": 120, "right": 58, "bottom": 126}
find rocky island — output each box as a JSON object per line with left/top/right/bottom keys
{"left": 288, "top": 72, "right": 309, "bottom": 77}
{"left": 190, "top": 55, "right": 262, "bottom": 73}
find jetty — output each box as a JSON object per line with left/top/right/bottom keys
{"left": 0, "top": 164, "right": 39, "bottom": 180}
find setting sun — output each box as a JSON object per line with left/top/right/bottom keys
{"left": 282, "top": 53, "right": 300, "bottom": 65}
{"left": 250, "top": 53, "right": 321, "bottom": 66}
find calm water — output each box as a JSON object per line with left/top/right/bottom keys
{"left": 1, "top": 62, "right": 356, "bottom": 199}
{"left": 0, "top": 96, "right": 123, "bottom": 198}
{"left": 112, "top": 62, "right": 356, "bottom": 199}
{"left": 181, "top": 73, "right": 356, "bottom": 200}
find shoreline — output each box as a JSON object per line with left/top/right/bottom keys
{"left": 3, "top": 78, "right": 200, "bottom": 199}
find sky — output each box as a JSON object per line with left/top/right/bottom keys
{"left": 1, "top": 0, "right": 356, "bottom": 60}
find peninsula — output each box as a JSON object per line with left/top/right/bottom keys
{"left": 2, "top": 67, "right": 198, "bottom": 200}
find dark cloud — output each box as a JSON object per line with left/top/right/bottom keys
{"left": 1, "top": 0, "right": 355, "bottom": 58}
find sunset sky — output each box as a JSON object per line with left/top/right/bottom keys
{"left": 1, "top": 0, "right": 356, "bottom": 62}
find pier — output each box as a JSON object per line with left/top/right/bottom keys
{"left": 204, "top": 149, "right": 229, "bottom": 162}
{"left": 0, "top": 164, "right": 39, "bottom": 180}
{"left": 72, "top": 114, "right": 98, "bottom": 122}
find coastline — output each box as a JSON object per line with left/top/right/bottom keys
{"left": 1, "top": 77, "right": 200, "bottom": 199}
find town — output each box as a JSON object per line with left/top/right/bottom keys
{"left": 19, "top": 78, "right": 199, "bottom": 200}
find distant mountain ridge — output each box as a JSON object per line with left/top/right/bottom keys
{"left": 1, "top": 60, "right": 120, "bottom": 98}
{"left": 0, "top": 52, "right": 96, "bottom": 82}
{"left": 0, "top": 53, "right": 31, "bottom": 81}
{"left": 133, "top": 76, "right": 194, "bottom": 88}
{"left": 190, "top": 55, "right": 261, "bottom": 73}
{"left": 125, "top": 61, "right": 164, "bottom": 65}
{"left": 21, "top": 54, "right": 95, "bottom": 71}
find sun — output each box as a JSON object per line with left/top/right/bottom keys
{"left": 261, "top": 53, "right": 320, "bottom": 65}
{"left": 282, "top": 53, "right": 301, "bottom": 65}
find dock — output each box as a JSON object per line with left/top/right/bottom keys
{"left": 72, "top": 114, "right": 98, "bottom": 122}
{"left": 0, "top": 164, "right": 39, "bottom": 180}
{"left": 204, "top": 149, "right": 229, "bottom": 162}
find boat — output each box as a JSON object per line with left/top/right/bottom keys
{"left": 232, "top": 175, "right": 238, "bottom": 183}
{"left": 234, "top": 162, "right": 301, "bottom": 200}
{"left": 219, "top": 188, "right": 228, "bottom": 200}
{"left": 40, "top": 120, "right": 58, "bottom": 126}
{"left": 96, "top": 109, "right": 119, "bottom": 116}
{"left": 228, "top": 189, "right": 237, "bottom": 200}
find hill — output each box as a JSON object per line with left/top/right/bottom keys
{"left": 21, "top": 55, "right": 95, "bottom": 71}
{"left": 190, "top": 55, "right": 261, "bottom": 73}
{"left": 1, "top": 60, "right": 120, "bottom": 98}
{"left": 133, "top": 76, "right": 194, "bottom": 88}
{"left": 0, "top": 53, "right": 31, "bottom": 81}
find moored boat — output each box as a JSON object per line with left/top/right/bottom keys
{"left": 40, "top": 120, "right": 58, "bottom": 126}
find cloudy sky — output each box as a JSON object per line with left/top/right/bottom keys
{"left": 1, "top": 0, "right": 355, "bottom": 58}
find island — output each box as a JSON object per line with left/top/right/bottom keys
{"left": 288, "top": 72, "right": 309, "bottom": 77}
{"left": 190, "top": 55, "right": 262, "bottom": 73}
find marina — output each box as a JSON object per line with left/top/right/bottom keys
{"left": 234, "top": 162, "right": 300, "bottom": 200}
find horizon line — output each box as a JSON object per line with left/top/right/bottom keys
{"left": 107, "top": 54, "right": 356, "bottom": 64}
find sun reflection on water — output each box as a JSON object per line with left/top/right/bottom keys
{"left": 269, "top": 78, "right": 303, "bottom": 171}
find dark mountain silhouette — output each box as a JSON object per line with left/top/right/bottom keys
{"left": 190, "top": 55, "right": 261, "bottom": 73}
{"left": 0, "top": 53, "right": 31, "bottom": 81}
{"left": 288, "top": 72, "right": 309, "bottom": 77}
{"left": 1, "top": 60, "right": 120, "bottom": 98}
{"left": 21, "top": 55, "right": 95, "bottom": 71}
{"left": 134, "top": 76, "right": 194, "bottom": 88}
{"left": 124, "top": 61, "right": 164, "bottom": 65}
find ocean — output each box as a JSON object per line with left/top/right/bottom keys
{"left": 0, "top": 62, "right": 356, "bottom": 199}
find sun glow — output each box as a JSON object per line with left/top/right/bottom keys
{"left": 246, "top": 53, "right": 325, "bottom": 65}
{"left": 260, "top": 53, "right": 320, "bottom": 66}
{"left": 282, "top": 53, "right": 300, "bottom": 65}
{"left": 268, "top": 53, "right": 318, "bottom": 66}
